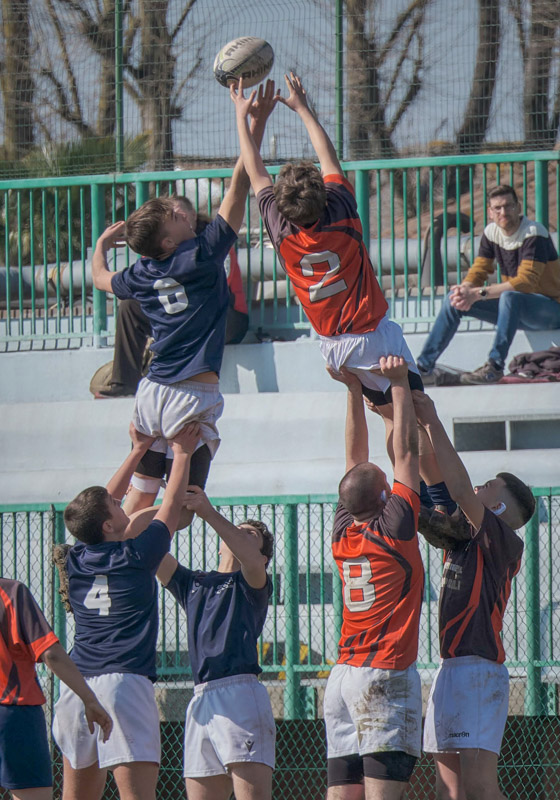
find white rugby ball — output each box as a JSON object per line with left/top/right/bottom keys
{"left": 213, "top": 37, "right": 274, "bottom": 88}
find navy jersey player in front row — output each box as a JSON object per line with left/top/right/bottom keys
{"left": 52, "top": 422, "right": 200, "bottom": 800}
{"left": 91, "top": 81, "right": 278, "bottom": 529}
{"left": 156, "top": 487, "right": 275, "bottom": 800}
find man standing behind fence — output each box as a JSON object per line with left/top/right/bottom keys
{"left": 324, "top": 357, "right": 423, "bottom": 800}
{"left": 412, "top": 391, "right": 535, "bottom": 800}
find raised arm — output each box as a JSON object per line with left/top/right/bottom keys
{"left": 41, "top": 643, "right": 112, "bottom": 741}
{"left": 412, "top": 391, "right": 484, "bottom": 528}
{"left": 277, "top": 73, "right": 342, "bottom": 177}
{"left": 91, "top": 221, "right": 126, "bottom": 294}
{"left": 221, "top": 78, "right": 278, "bottom": 232}
{"left": 153, "top": 423, "right": 200, "bottom": 536}
{"left": 327, "top": 366, "right": 368, "bottom": 472}
{"left": 106, "top": 423, "right": 157, "bottom": 502}
{"left": 379, "top": 357, "right": 419, "bottom": 494}
{"left": 184, "top": 487, "right": 267, "bottom": 589}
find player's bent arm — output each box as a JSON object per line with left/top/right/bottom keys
{"left": 156, "top": 553, "right": 179, "bottom": 586}
{"left": 106, "top": 424, "right": 157, "bottom": 502}
{"left": 154, "top": 423, "right": 199, "bottom": 536}
{"left": 41, "top": 643, "right": 113, "bottom": 741}
{"left": 91, "top": 221, "right": 126, "bottom": 294}
{"left": 205, "top": 508, "right": 267, "bottom": 589}
{"left": 413, "top": 392, "right": 484, "bottom": 529}
{"left": 390, "top": 381, "right": 420, "bottom": 494}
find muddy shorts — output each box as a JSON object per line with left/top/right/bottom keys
{"left": 323, "top": 662, "right": 422, "bottom": 759}
{"left": 423, "top": 655, "right": 509, "bottom": 754}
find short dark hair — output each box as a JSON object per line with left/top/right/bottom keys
{"left": 243, "top": 519, "right": 274, "bottom": 567}
{"left": 274, "top": 161, "right": 327, "bottom": 226}
{"left": 487, "top": 185, "right": 518, "bottom": 205}
{"left": 497, "top": 472, "right": 536, "bottom": 528}
{"left": 64, "top": 486, "right": 111, "bottom": 545}
{"left": 338, "top": 463, "right": 385, "bottom": 519}
{"left": 124, "top": 197, "right": 174, "bottom": 259}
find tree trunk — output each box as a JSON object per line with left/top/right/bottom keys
{"left": 523, "top": 0, "right": 558, "bottom": 149}
{"left": 455, "top": 0, "right": 500, "bottom": 154}
{"left": 137, "top": 0, "right": 175, "bottom": 171}
{"left": 1, "top": 0, "right": 34, "bottom": 159}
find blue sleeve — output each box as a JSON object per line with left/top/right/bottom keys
{"left": 197, "top": 216, "right": 237, "bottom": 265}
{"left": 111, "top": 266, "right": 137, "bottom": 300}
{"left": 128, "top": 520, "right": 171, "bottom": 571}
{"left": 164, "top": 563, "right": 193, "bottom": 609}
{"left": 239, "top": 573, "right": 272, "bottom": 608}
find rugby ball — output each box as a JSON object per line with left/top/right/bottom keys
{"left": 213, "top": 37, "right": 274, "bottom": 88}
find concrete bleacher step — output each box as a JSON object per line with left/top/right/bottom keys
{"left": 1, "top": 328, "right": 560, "bottom": 505}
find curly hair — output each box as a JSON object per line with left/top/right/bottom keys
{"left": 243, "top": 519, "right": 274, "bottom": 567}
{"left": 273, "top": 161, "right": 326, "bottom": 226}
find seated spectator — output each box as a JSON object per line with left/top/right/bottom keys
{"left": 94, "top": 195, "right": 249, "bottom": 399}
{"left": 416, "top": 185, "right": 560, "bottom": 385}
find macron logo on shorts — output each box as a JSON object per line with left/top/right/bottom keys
{"left": 448, "top": 731, "right": 470, "bottom": 738}
{"left": 245, "top": 739, "right": 255, "bottom": 752}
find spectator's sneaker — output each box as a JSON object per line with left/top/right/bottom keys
{"left": 460, "top": 361, "right": 504, "bottom": 385}
{"left": 418, "top": 365, "right": 462, "bottom": 387}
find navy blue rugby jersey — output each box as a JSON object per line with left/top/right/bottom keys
{"left": 165, "top": 565, "right": 272, "bottom": 685}
{"left": 111, "top": 215, "right": 236, "bottom": 384}
{"left": 67, "top": 520, "right": 170, "bottom": 680}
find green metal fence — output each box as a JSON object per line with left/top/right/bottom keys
{"left": 1, "top": 150, "right": 559, "bottom": 347}
{"left": 1, "top": 488, "right": 559, "bottom": 799}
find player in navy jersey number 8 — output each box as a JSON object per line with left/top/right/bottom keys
{"left": 324, "top": 358, "right": 424, "bottom": 800}
{"left": 156, "top": 487, "right": 275, "bottom": 800}
{"left": 91, "top": 81, "right": 278, "bottom": 530}
{"left": 52, "top": 422, "right": 200, "bottom": 800}
{"left": 231, "top": 72, "right": 423, "bottom": 408}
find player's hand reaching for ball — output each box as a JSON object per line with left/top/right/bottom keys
{"left": 230, "top": 77, "right": 258, "bottom": 120}
{"left": 183, "top": 485, "right": 214, "bottom": 521}
{"left": 277, "top": 72, "right": 309, "bottom": 115}
{"left": 249, "top": 79, "right": 280, "bottom": 130}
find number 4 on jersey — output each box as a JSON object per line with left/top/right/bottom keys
{"left": 84, "top": 575, "right": 112, "bottom": 616}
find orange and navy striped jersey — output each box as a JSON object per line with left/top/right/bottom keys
{"left": 257, "top": 175, "right": 388, "bottom": 336}
{"left": 0, "top": 578, "right": 58, "bottom": 705}
{"left": 439, "top": 508, "right": 523, "bottom": 663}
{"left": 332, "top": 482, "right": 423, "bottom": 670}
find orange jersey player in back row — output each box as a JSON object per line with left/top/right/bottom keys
{"left": 324, "top": 357, "right": 424, "bottom": 800}
{"left": 231, "top": 72, "right": 423, "bottom": 406}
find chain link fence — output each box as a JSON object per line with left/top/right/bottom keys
{"left": 1, "top": 1, "right": 560, "bottom": 179}
{"left": 0, "top": 490, "right": 559, "bottom": 798}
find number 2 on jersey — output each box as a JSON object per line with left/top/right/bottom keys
{"left": 84, "top": 575, "right": 112, "bottom": 616}
{"left": 299, "top": 251, "right": 347, "bottom": 303}
{"left": 342, "top": 557, "right": 376, "bottom": 612}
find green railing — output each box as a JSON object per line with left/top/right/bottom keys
{"left": 1, "top": 488, "right": 560, "bottom": 798}
{"left": 1, "top": 150, "right": 559, "bottom": 346}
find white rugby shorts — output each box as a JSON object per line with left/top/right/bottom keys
{"left": 423, "top": 655, "right": 509, "bottom": 755}
{"left": 319, "top": 315, "right": 418, "bottom": 394}
{"left": 52, "top": 673, "right": 160, "bottom": 769}
{"left": 133, "top": 377, "right": 223, "bottom": 458}
{"left": 323, "top": 662, "right": 422, "bottom": 759}
{"left": 183, "top": 674, "right": 276, "bottom": 778}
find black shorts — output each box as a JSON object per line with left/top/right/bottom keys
{"left": 0, "top": 705, "right": 52, "bottom": 789}
{"left": 136, "top": 444, "right": 212, "bottom": 489}
{"left": 327, "top": 751, "right": 417, "bottom": 786}
{"left": 361, "top": 369, "right": 424, "bottom": 407}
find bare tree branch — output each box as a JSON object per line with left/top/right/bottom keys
{"left": 171, "top": 0, "right": 198, "bottom": 41}
{"left": 44, "top": 0, "right": 88, "bottom": 134}
{"left": 388, "top": 34, "right": 424, "bottom": 135}
{"left": 378, "top": 0, "right": 429, "bottom": 68}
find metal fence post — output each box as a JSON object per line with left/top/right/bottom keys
{"left": 524, "top": 512, "right": 543, "bottom": 716}
{"left": 90, "top": 183, "right": 107, "bottom": 347}
{"left": 283, "top": 503, "right": 301, "bottom": 719}
{"left": 534, "top": 160, "right": 549, "bottom": 229}
{"left": 355, "top": 170, "right": 370, "bottom": 253}
{"left": 135, "top": 181, "right": 149, "bottom": 208}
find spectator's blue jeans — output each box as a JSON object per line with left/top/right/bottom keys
{"left": 417, "top": 290, "right": 560, "bottom": 371}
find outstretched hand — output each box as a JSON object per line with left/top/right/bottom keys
{"left": 230, "top": 76, "right": 257, "bottom": 120}
{"left": 277, "top": 72, "right": 310, "bottom": 115}
{"left": 183, "top": 485, "right": 215, "bottom": 521}
{"left": 98, "top": 220, "right": 126, "bottom": 251}
{"left": 412, "top": 389, "right": 438, "bottom": 427}
{"left": 326, "top": 365, "right": 362, "bottom": 391}
{"left": 249, "top": 79, "right": 280, "bottom": 128}
{"left": 374, "top": 355, "right": 408, "bottom": 382}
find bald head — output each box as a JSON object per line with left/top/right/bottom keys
{"left": 339, "top": 462, "right": 388, "bottom": 521}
